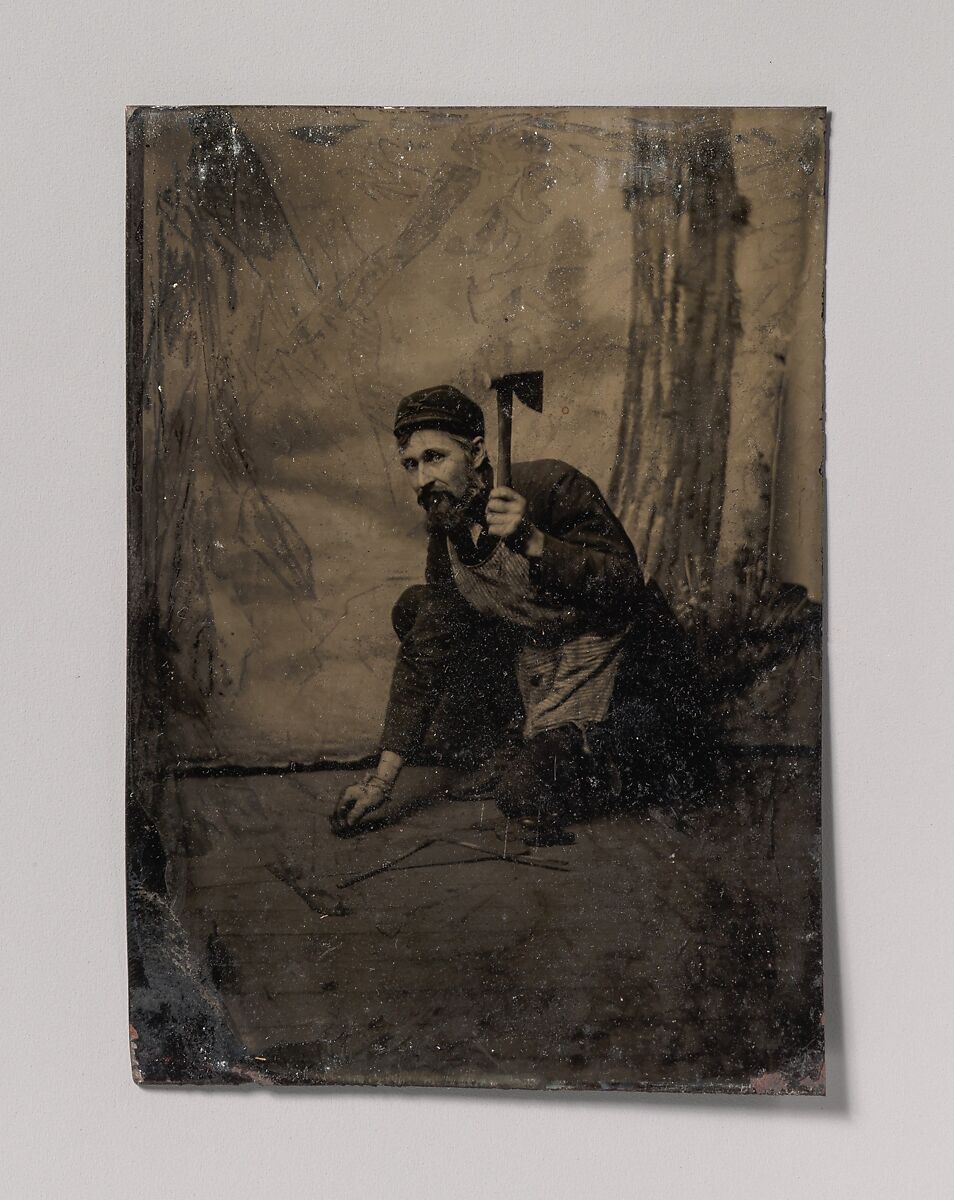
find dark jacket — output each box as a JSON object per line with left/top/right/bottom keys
{"left": 381, "top": 459, "right": 708, "bottom": 775}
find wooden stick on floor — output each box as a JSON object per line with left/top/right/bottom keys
{"left": 336, "top": 838, "right": 442, "bottom": 889}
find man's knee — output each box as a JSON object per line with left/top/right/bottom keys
{"left": 391, "top": 585, "right": 429, "bottom": 642}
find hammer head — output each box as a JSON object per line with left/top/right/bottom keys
{"left": 489, "top": 370, "right": 544, "bottom": 412}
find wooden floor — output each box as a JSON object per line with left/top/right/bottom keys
{"left": 170, "top": 756, "right": 823, "bottom": 1091}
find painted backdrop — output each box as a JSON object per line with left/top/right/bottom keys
{"left": 134, "top": 106, "right": 825, "bottom": 766}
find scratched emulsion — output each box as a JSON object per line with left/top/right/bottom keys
{"left": 127, "top": 107, "right": 826, "bottom": 1091}
{"left": 167, "top": 760, "right": 823, "bottom": 1092}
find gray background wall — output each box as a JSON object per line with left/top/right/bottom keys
{"left": 3, "top": 1, "right": 953, "bottom": 1197}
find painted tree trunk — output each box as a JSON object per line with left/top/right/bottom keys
{"left": 716, "top": 111, "right": 825, "bottom": 612}
{"left": 609, "top": 119, "right": 745, "bottom": 612}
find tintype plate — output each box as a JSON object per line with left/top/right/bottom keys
{"left": 126, "top": 106, "right": 826, "bottom": 1091}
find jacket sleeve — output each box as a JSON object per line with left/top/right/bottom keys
{"left": 528, "top": 466, "right": 646, "bottom": 620}
{"left": 378, "top": 634, "right": 437, "bottom": 759}
{"left": 378, "top": 535, "right": 459, "bottom": 758}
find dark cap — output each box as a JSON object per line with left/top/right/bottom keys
{"left": 393, "top": 385, "right": 485, "bottom": 442}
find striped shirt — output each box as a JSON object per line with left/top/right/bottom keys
{"left": 448, "top": 537, "right": 629, "bottom": 738}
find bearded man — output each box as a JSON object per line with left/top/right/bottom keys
{"left": 331, "top": 384, "right": 711, "bottom": 845}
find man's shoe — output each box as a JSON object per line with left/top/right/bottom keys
{"left": 518, "top": 816, "right": 576, "bottom": 848}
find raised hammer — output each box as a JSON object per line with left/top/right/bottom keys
{"left": 487, "top": 371, "right": 544, "bottom": 489}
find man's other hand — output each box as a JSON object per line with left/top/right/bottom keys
{"left": 330, "top": 776, "right": 389, "bottom": 836}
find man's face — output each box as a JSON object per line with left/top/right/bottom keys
{"left": 398, "top": 428, "right": 486, "bottom": 532}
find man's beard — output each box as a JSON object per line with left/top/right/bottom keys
{"left": 418, "top": 474, "right": 487, "bottom": 534}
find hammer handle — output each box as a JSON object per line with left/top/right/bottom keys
{"left": 496, "top": 392, "right": 513, "bottom": 490}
